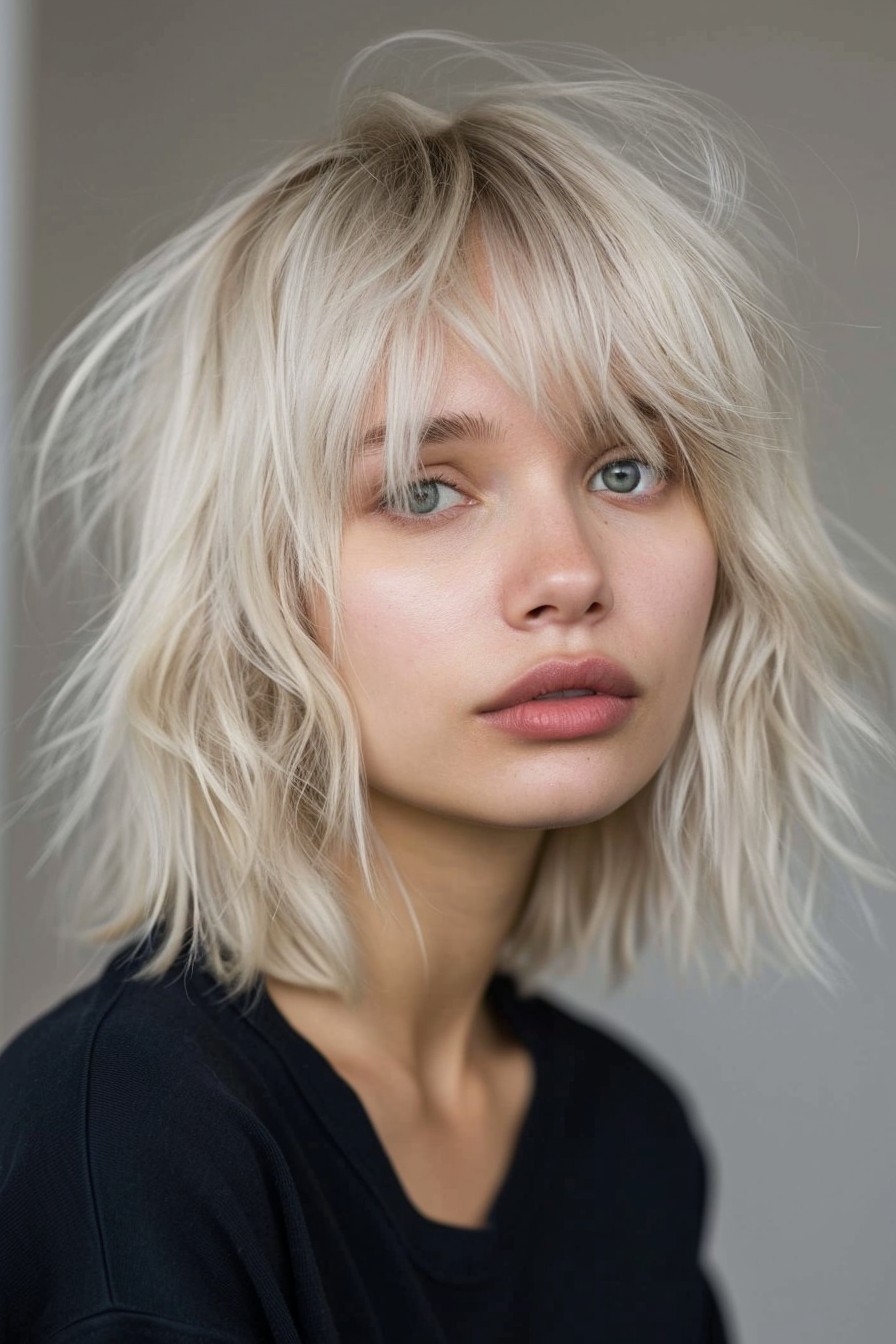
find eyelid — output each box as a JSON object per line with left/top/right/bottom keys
{"left": 405, "top": 445, "right": 643, "bottom": 487}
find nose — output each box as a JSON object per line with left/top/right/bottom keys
{"left": 503, "top": 495, "right": 613, "bottom": 627}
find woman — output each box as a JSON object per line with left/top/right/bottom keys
{"left": 2, "top": 31, "right": 893, "bottom": 1344}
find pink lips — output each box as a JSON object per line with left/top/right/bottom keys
{"left": 478, "top": 656, "right": 640, "bottom": 714}
{"left": 477, "top": 656, "right": 640, "bottom": 741}
{"left": 480, "top": 693, "right": 636, "bottom": 740}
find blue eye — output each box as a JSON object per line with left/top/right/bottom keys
{"left": 591, "top": 459, "right": 665, "bottom": 496}
{"left": 375, "top": 473, "right": 464, "bottom": 521}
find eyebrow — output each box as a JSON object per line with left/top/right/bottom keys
{"left": 360, "top": 411, "right": 507, "bottom": 453}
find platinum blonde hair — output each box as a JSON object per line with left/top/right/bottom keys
{"left": 11, "top": 33, "right": 895, "bottom": 1005}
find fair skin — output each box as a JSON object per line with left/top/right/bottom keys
{"left": 266, "top": 337, "right": 718, "bottom": 1225}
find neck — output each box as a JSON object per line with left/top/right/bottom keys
{"left": 266, "top": 790, "right": 546, "bottom": 1110}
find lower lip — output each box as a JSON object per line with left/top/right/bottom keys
{"left": 479, "top": 694, "right": 637, "bottom": 740}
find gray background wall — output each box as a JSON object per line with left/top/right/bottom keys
{"left": 0, "top": 0, "right": 30, "bottom": 1017}
{"left": 4, "top": 4, "right": 895, "bottom": 1342}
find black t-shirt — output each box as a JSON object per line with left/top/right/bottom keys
{"left": 0, "top": 933, "right": 732, "bottom": 1342}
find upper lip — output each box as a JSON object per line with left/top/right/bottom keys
{"left": 479, "top": 657, "right": 640, "bottom": 713}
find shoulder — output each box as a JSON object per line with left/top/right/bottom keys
{"left": 519, "top": 978, "right": 702, "bottom": 1123}
{"left": 0, "top": 954, "right": 304, "bottom": 1341}
{"left": 0, "top": 949, "right": 272, "bottom": 1147}
{"left": 0, "top": 946, "right": 289, "bottom": 1196}
{"left": 516, "top": 980, "right": 712, "bottom": 1228}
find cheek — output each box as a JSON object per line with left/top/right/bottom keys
{"left": 636, "top": 528, "right": 718, "bottom": 673}
{"left": 326, "top": 542, "right": 470, "bottom": 691}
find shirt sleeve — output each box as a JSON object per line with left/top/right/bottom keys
{"left": 0, "top": 1000, "right": 322, "bottom": 1343}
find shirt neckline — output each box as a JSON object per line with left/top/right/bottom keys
{"left": 248, "top": 969, "right": 558, "bottom": 1284}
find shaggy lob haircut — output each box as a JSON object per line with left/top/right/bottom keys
{"left": 12, "top": 34, "right": 896, "bottom": 1005}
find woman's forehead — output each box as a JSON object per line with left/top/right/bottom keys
{"left": 356, "top": 330, "right": 630, "bottom": 455}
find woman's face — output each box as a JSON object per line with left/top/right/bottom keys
{"left": 311, "top": 341, "right": 718, "bottom": 833}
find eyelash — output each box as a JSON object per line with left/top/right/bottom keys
{"left": 374, "top": 456, "right": 672, "bottom": 529}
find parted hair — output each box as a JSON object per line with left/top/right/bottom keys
{"left": 10, "top": 32, "right": 895, "bottom": 1005}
